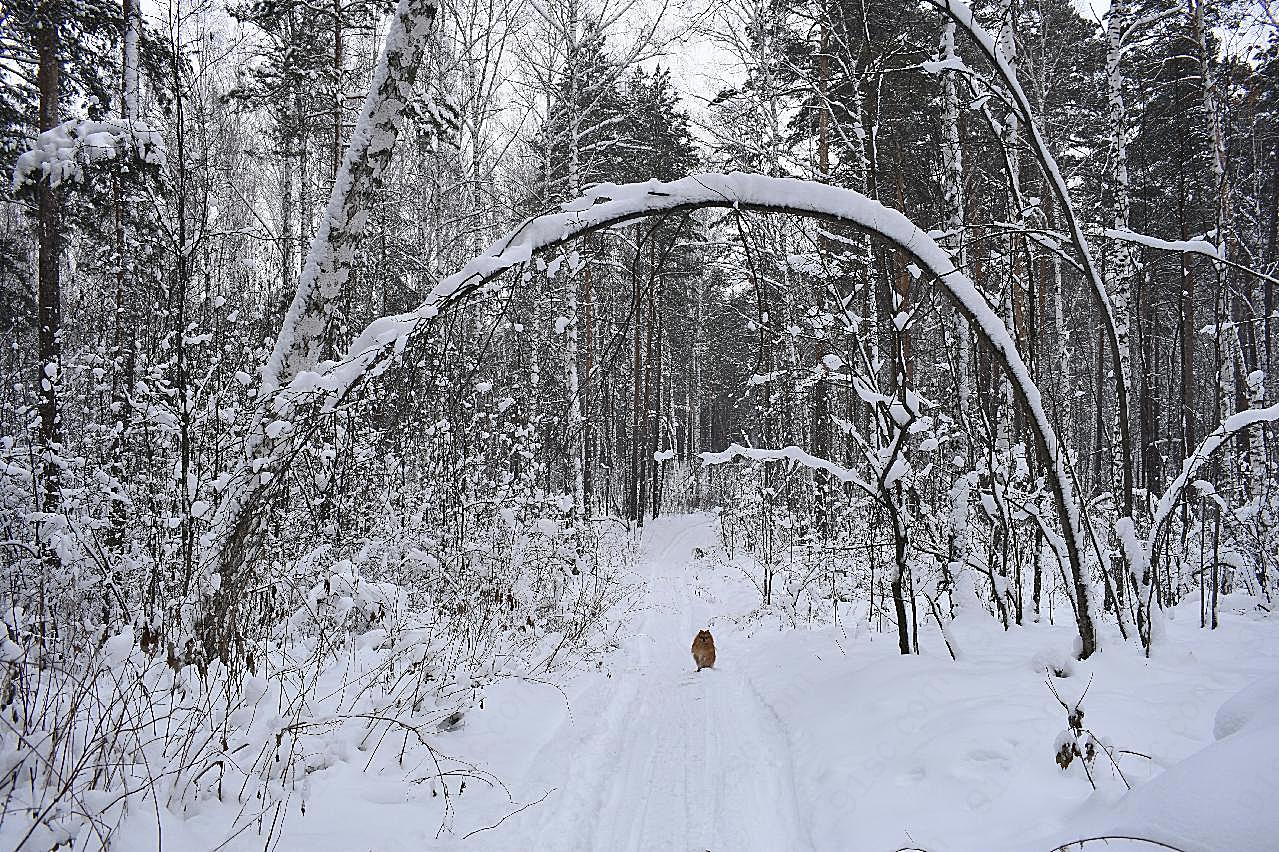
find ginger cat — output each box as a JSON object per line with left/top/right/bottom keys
{"left": 691, "top": 629, "right": 716, "bottom": 671}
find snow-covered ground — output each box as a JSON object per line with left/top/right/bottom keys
{"left": 143, "top": 513, "right": 1278, "bottom": 851}
{"left": 459, "top": 514, "right": 807, "bottom": 852}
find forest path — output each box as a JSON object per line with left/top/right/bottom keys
{"left": 485, "top": 513, "right": 809, "bottom": 852}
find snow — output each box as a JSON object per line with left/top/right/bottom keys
{"left": 100, "top": 627, "right": 135, "bottom": 669}
{"left": 82, "top": 514, "right": 1279, "bottom": 851}
{"left": 458, "top": 517, "right": 1276, "bottom": 852}
{"left": 1213, "top": 674, "right": 1279, "bottom": 741}
{"left": 456, "top": 518, "right": 809, "bottom": 851}
{"left": 884, "top": 456, "right": 911, "bottom": 487}
{"left": 1114, "top": 516, "right": 1147, "bottom": 585}
{"left": 921, "top": 56, "right": 970, "bottom": 75}
{"left": 1104, "top": 227, "right": 1221, "bottom": 259}
{"left": 1061, "top": 671, "right": 1279, "bottom": 852}
{"left": 11, "top": 119, "right": 165, "bottom": 191}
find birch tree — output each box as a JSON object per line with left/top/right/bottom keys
{"left": 202, "top": 0, "right": 441, "bottom": 668}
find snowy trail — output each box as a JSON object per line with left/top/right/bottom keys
{"left": 485, "top": 514, "right": 808, "bottom": 852}
{"left": 172, "top": 513, "right": 1279, "bottom": 852}
{"left": 448, "top": 513, "right": 1279, "bottom": 852}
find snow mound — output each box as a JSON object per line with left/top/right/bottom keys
{"left": 1066, "top": 676, "right": 1279, "bottom": 852}
{"left": 1213, "top": 674, "right": 1279, "bottom": 741}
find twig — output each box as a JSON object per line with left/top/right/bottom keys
{"left": 461, "top": 786, "right": 556, "bottom": 840}
{"left": 1050, "top": 835, "right": 1190, "bottom": 852}
{"left": 1082, "top": 727, "right": 1132, "bottom": 790}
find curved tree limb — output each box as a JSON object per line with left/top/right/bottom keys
{"left": 925, "top": 0, "right": 1135, "bottom": 528}
{"left": 1148, "top": 403, "right": 1279, "bottom": 560}
{"left": 213, "top": 173, "right": 1101, "bottom": 658}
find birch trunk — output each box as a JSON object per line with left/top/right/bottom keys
{"left": 562, "top": 9, "right": 588, "bottom": 534}
{"left": 939, "top": 20, "right": 972, "bottom": 456}
{"left": 123, "top": 0, "right": 140, "bottom": 120}
{"left": 203, "top": 0, "right": 438, "bottom": 668}
{"left": 1104, "top": 0, "right": 1142, "bottom": 640}
{"left": 1106, "top": 0, "right": 1137, "bottom": 506}
{"left": 262, "top": 0, "right": 438, "bottom": 391}
{"left": 995, "top": 0, "right": 1019, "bottom": 456}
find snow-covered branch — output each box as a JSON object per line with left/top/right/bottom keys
{"left": 11, "top": 119, "right": 165, "bottom": 191}
{"left": 699, "top": 443, "right": 877, "bottom": 499}
{"left": 253, "top": 170, "right": 1098, "bottom": 656}
{"left": 1103, "top": 228, "right": 1220, "bottom": 260}
{"left": 1149, "top": 403, "right": 1279, "bottom": 555}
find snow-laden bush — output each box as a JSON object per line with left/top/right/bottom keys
{"left": 0, "top": 516, "right": 632, "bottom": 849}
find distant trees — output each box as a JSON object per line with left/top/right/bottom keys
{"left": 517, "top": 0, "right": 700, "bottom": 531}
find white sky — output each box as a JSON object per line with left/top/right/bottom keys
{"left": 637, "top": 0, "right": 1113, "bottom": 120}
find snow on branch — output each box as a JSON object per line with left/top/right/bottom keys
{"left": 229, "top": 170, "right": 1097, "bottom": 654}
{"left": 312, "top": 175, "right": 1080, "bottom": 534}
{"left": 1103, "top": 226, "right": 1279, "bottom": 290}
{"left": 699, "top": 443, "right": 877, "bottom": 498}
{"left": 1103, "top": 228, "right": 1220, "bottom": 260}
{"left": 1148, "top": 403, "right": 1279, "bottom": 553}
{"left": 11, "top": 119, "right": 165, "bottom": 191}
{"left": 919, "top": 56, "right": 972, "bottom": 76}
{"left": 301, "top": 171, "right": 1067, "bottom": 447}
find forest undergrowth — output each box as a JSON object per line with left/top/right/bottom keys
{"left": 0, "top": 507, "right": 634, "bottom": 850}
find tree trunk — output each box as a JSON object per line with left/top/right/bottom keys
{"left": 650, "top": 293, "right": 663, "bottom": 519}
{"left": 205, "top": 0, "right": 439, "bottom": 668}
{"left": 332, "top": 0, "right": 343, "bottom": 182}
{"left": 890, "top": 505, "right": 912, "bottom": 655}
{"left": 122, "top": 0, "right": 140, "bottom": 120}
{"left": 628, "top": 234, "right": 644, "bottom": 522}
{"left": 995, "top": 0, "right": 1020, "bottom": 456}
{"left": 36, "top": 1, "right": 62, "bottom": 519}
{"left": 939, "top": 19, "right": 972, "bottom": 462}
{"left": 561, "top": 14, "right": 588, "bottom": 537}
{"left": 582, "top": 258, "right": 596, "bottom": 512}
{"left": 262, "top": 0, "right": 439, "bottom": 390}
{"left": 1106, "top": 0, "right": 1137, "bottom": 508}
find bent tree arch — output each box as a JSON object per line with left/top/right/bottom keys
{"left": 204, "top": 173, "right": 1099, "bottom": 663}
